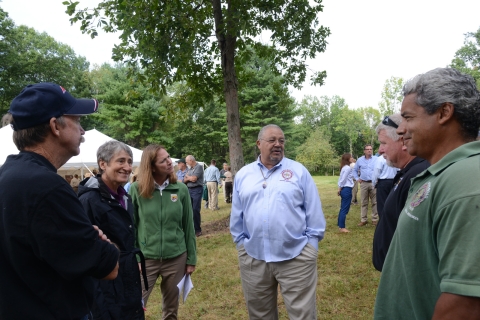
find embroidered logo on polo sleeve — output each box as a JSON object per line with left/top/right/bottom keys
{"left": 409, "top": 182, "right": 430, "bottom": 209}
{"left": 281, "top": 169, "right": 293, "bottom": 181}
{"left": 171, "top": 194, "right": 178, "bottom": 202}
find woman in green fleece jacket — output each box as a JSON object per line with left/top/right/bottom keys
{"left": 129, "top": 144, "right": 197, "bottom": 319}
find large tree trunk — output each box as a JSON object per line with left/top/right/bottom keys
{"left": 212, "top": 0, "right": 244, "bottom": 174}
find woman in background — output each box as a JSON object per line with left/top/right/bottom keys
{"left": 129, "top": 144, "right": 196, "bottom": 319}
{"left": 223, "top": 165, "right": 233, "bottom": 203}
{"left": 337, "top": 153, "right": 354, "bottom": 233}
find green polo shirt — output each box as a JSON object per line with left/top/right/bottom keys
{"left": 374, "top": 141, "right": 480, "bottom": 320}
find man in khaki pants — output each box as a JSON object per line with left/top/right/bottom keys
{"left": 230, "top": 124, "right": 326, "bottom": 319}
{"left": 352, "top": 144, "right": 378, "bottom": 226}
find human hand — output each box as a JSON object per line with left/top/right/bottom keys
{"left": 185, "top": 265, "right": 196, "bottom": 275}
{"left": 93, "top": 225, "right": 111, "bottom": 243}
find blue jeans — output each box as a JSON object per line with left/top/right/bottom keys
{"left": 188, "top": 186, "right": 203, "bottom": 232}
{"left": 338, "top": 187, "right": 352, "bottom": 228}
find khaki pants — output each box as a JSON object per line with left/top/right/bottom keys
{"left": 351, "top": 180, "right": 358, "bottom": 203}
{"left": 142, "top": 253, "right": 187, "bottom": 319}
{"left": 238, "top": 244, "right": 318, "bottom": 320}
{"left": 360, "top": 181, "right": 378, "bottom": 222}
{"left": 207, "top": 181, "right": 218, "bottom": 210}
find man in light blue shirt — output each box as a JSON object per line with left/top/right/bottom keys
{"left": 203, "top": 159, "right": 221, "bottom": 210}
{"left": 230, "top": 124, "right": 326, "bottom": 319}
{"left": 372, "top": 150, "right": 398, "bottom": 217}
{"left": 353, "top": 144, "right": 378, "bottom": 226}
{"left": 175, "top": 158, "right": 187, "bottom": 183}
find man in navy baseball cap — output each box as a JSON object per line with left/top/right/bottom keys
{"left": 8, "top": 82, "right": 98, "bottom": 130}
{"left": 0, "top": 82, "right": 119, "bottom": 319}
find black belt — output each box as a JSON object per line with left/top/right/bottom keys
{"left": 363, "top": 180, "right": 372, "bottom": 183}
{"left": 188, "top": 185, "right": 202, "bottom": 188}
{"left": 378, "top": 179, "right": 394, "bottom": 181}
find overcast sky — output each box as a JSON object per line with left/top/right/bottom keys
{"left": 2, "top": 0, "right": 480, "bottom": 109}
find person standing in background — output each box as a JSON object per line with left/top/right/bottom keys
{"left": 184, "top": 155, "right": 204, "bottom": 237}
{"left": 223, "top": 165, "right": 233, "bottom": 203}
{"left": 353, "top": 145, "right": 378, "bottom": 226}
{"left": 337, "top": 153, "right": 354, "bottom": 233}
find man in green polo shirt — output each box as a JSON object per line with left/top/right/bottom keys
{"left": 374, "top": 68, "right": 480, "bottom": 319}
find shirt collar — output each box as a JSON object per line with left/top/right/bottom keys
{"left": 256, "top": 156, "right": 284, "bottom": 171}
{"left": 154, "top": 179, "right": 170, "bottom": 191}
{"left": 426, "top": 141, "right": 480, "bottom": 177}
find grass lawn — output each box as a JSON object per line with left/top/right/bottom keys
{"left": 145, "top": 176, "right": 380, "bottom": 319}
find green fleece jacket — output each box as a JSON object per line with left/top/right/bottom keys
{"left": 129, "top": 181, "right": 197, "bottom": 265}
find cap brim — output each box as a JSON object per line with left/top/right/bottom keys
{"left": 65, "top": 99, "right": 98, "bottom": 115}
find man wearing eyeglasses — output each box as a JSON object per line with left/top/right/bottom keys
{"left": 374, "top": 68, "right": 480, "bottom": 319}
{"left": 352, "top": 144, "right": 378, "bottom": 226}
{"left": 230, "top": 124, "right": 326, "bottom": 319}
{"left": 372, "top": 113, "right": 429, "bottom": 272}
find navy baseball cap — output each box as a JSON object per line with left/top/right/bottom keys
{"left": 9, "top": 82, "right": 99, "bottom": 131}
{"left": 176, "top": 158, "right": 186, "bottom": 164}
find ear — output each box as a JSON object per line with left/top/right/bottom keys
{"left": 99, "top": 160, "right": 108, "bottom": 171}
{"left": 49, "top": 118, "right": 61, "bottom": 137}
{"left": 256, "top": 140, "right": 261, "bottom": 149}
{"left": 437, "top": 102, "right": 455, "bottom": 124}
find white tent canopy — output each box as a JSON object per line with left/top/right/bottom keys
{"left": 0, "top": 126, "right": 148, "bottom": 172}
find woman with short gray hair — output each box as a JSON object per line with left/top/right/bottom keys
{"left": 78, "top": 140, "right": 147, "bottom": 320}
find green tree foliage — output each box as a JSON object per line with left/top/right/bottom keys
{"left": 358, "top": 106, "right": 381, "bottom": 148}
{"left": 295, "top": 126, "right": 336, "bottom": 174}
{"left": 87, "top": 63, "right": 175, "bottom": 148}
{"left": 0, "top": 8, "right": 90, "bottom": 115}
{"left": 294, "top": 95, "right": 380, "bottom": 158}
{"left": 378, "top": 76, "right": 404, "bottom": 116}
{"left": 238, "top": 49, "right": 296, "bottom": 162}
{"left": 64, "top": 0, "right": 330, "bottom": 173}
{"left": 450, "top": 26, "right": 480, "bottom": 88}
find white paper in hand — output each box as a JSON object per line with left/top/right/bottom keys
{"left": 177, "top": 274, "right": 194, "bottom": 303}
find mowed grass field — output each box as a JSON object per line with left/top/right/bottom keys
{"left": 145, "top": 176, "right": 380, "bottom": 319}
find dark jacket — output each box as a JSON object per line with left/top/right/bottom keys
{"left": 0, "top": 152, "right": 119, "bottom": 320}
{"left": 372, "top": 157, "right": 430, "bottom": 271}
{"left": 78, "top": 177, "right": 145, "bottom": 320}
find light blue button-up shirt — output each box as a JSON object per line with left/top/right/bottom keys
{"left": 203, "top": 165, "right": 221, "bottom": 184}
{"left": 176, "top": 169, "right": 187, "bottom": 183}
{"left": 372, "top": 156, "right": 398, "bottom": 187}
{"left": 353, "top": 155, "right": 377, "bottom": 181}
{"left": 230, "top": 157, "right": 326, "bottom": 262}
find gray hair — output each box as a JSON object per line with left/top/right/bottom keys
{"left": 186, "top": 155, "right": 196, "bottom": 162}
{"left": 403, "top": 68, "right": 480, "bottom": 140}
{"left": 258, "top": 124, "right": 283, "bottom": 140}
{"left": 97, "top": 140, "right": 133, "bottom": 174}
{"left": 375, "top": 113, "right": 402, "bottom": 141}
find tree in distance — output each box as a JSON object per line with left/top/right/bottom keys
{"left": 64, "top": 0, "right": 330, "bottom": 173}
{"left": 450, "top": 26, "right": 480, "bottom": 89}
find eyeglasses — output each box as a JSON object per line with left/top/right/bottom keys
{"left": 382, "top": 116, "right": 398, "bottom": 129}
{"left": 261, "top": 138, "right": 286, "bottom": 145}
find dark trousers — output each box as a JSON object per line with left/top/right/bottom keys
{"left": 376, "top": 179, "right": 394, "bottom": 218}
{"left": 189, "top": 186, "right": 203, "bottom": 232}
{"left": 224, "top": 182, "right": 233, "bottom": 203}
{"left": 338, "top": 187, "right": 352, "bottom": 228}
